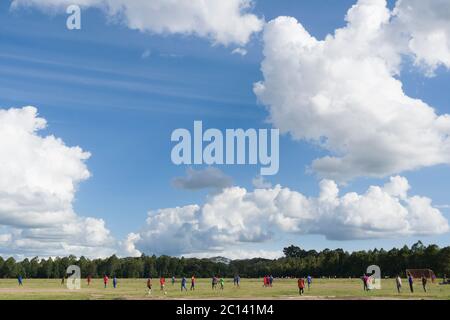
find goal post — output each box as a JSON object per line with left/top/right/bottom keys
{"left": 405, "top": 269, "right": 436, "bottom": 282}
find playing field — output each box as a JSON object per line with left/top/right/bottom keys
{"left": 0, "top": 278, "right": 449, "bottom": 300}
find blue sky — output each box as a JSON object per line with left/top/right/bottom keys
{"left": 1, "top": 0, "right": 449, "bottom": 258}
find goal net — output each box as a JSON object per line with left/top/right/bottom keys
{"left": 405, "top": 269, "right": 436, "bottom": 282}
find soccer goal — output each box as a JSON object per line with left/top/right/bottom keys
{"left": 406, "top": 269, "right": 436, "bottom": 282}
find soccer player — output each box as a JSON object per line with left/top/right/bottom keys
{"left": 395, "top": 275, "right": 402, "bottom": 293}
{"left": 181, "top": 277, "right": 187, "bottom": 292}
{"left": 113, "top": 276, "right": 118, "bottom": 289}
{"left": 147, "top": 278, "right": 152, "bottom": 295}
{"left": 190, "top": 275, "right": 196, "bottom": 291}
{"left": 103, "top": 275, "right": 109, "bottom": 288}
{"left": 234, "top": 275, "right": 240, "bottom": 288}
{"left": 298, "top": 277, "right": 305, "bottom": 295}
{"left": 408, "top": 273, "right": 414, "bottom": 293}
{"left": 362, "top": 274, "right": 369, "bottom": 291}
{"left": 87, "top": 275, "right": 92, "bottom": 286}
{"left": 160, "top": 276, "right": 166, "bottom": 291}
{"left": 421, "top": 275, "right": 427, "bottom": 292}
{"left": 220, "top": 277, "right": 225, "bottom": 290}
{"left": 17, "top": 275, "right": 23, "bottom": 286}
{"left": 212, "top": 276, "right": 218, "bottom": 290}
{"left": 172, "top": 276, "right": 176, "bottom": 286}
{"left": 307, "top": 275, "right": 312, "bottom": 290}
{"left": 269, "top": 275, "right": 274, "bottom": 287}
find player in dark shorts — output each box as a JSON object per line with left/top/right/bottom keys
{"left": 181, "top": 277, "right": 187, "bottom": 291}
{"left": 421, "top": 275, "right": 427, "bottom": 292}
{"left": 212, "top": 276, "right": 218, "bottom": 290}
{"left": 408, "top": 273, "right": 414, "bottom": 293}
{"left": 298, "top": 277, "right": 305, "bottom": 295}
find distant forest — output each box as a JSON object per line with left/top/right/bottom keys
{"left": 0, "top": 241, "right": 449, "bottom": 279}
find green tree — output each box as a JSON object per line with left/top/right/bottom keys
{"left": 1, "top": 257, "right": 17, "bottom": 278}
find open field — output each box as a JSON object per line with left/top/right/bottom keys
{"left": 0, "top": 278, "right": 449, "bottom": 300}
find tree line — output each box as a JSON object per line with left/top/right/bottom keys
{"left": 0, "top": 241, "right": 448, "bottom": 279}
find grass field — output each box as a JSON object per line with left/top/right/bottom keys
{"left": 0, "top": 278, "right": 449, "bottom": 300}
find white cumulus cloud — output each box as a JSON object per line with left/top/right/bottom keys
{"left": 11, "top": 0, "right": 264, "bottom": 46}
{"left": 126, "top": 176, "right": 448, "bottom": 257}
{"left": 0, "top": 106, "right": 115, "bottom": 258}
{"left": 254, "top": 0, "right": 450, "bottom": 182}
{"left": 392, "top": 0, "right": 450, "bottom": 74}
